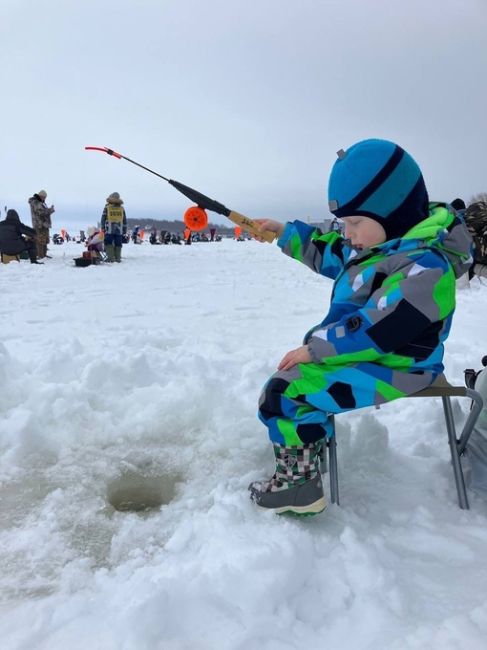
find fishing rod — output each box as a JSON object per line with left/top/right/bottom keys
{"left": 84, "top": 146, "right": 277, "bottom": 243}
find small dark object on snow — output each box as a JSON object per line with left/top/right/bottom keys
{"left": 74, "top": 256, "right": 101, "bottom": 267}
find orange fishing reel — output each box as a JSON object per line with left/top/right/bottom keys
{"left": 183, "top": 206, "right": 208, "bottom": 232}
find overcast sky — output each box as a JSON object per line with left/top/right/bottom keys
{"left": 1, "top": 0, "right": 486, "bottom": 228}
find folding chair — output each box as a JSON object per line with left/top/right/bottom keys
{"left": 1, "top": 253, "right": 20, "bottom": 264}
{"left": 323, "top": 375, "right": 484, "bottom": 509}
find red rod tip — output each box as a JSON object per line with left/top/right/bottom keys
{"left": 84, "top": 145, "right": 122, "bottom": 159}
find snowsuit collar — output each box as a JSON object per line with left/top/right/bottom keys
{"left": 352, "top": 203, "right": 473, "bottom": 279}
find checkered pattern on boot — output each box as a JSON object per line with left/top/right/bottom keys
{"left": 254, "top": 442, "right": 321, "bottom": 493}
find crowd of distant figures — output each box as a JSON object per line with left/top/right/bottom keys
{"left": 50, "top": 227, "right": 227, "bottom": 246}
{"left": 2, "top": 194, "right": 486, "bottom": 278}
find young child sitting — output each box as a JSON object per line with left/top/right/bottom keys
{"left": 86, "top": 226, "right": 105, "bottom": 258}
{"left": 251, "top": 138, "right": 473, "bottom": 516}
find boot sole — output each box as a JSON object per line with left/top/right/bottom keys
{"left": 257, "top": 496, "right": 327, "bottom": 516}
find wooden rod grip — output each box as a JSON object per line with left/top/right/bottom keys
{"left": 227, "top": 210, "right": 277, "bottom": 243}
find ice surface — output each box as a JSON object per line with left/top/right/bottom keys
{"left": 1, "top": 239, "right": 486, "bottom": 650}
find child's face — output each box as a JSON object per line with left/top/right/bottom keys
{"left": 341, "top": 215, "right": 386, "bottom": 249}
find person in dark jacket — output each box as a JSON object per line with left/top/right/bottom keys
{"left": 0, "top": 209, "right": 41, "bottom": 263}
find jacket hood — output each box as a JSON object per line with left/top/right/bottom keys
{"left": 403, "top": 203, "right": 473, "bottom": 278}
{"left": 6, "top": 209, "right": 21, "bottom": 224}
{"left": 106, "top": 192, "right": 123, "bottom": 205}
{"left": 365, "top": 203, "right": 473, "bottom": 279}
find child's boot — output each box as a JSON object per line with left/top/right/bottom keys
{"left": 248, "top": 442, "right": 326, "bottom": 515}
{"left": 114, "top": 246, "right": 122, "bottom": 263}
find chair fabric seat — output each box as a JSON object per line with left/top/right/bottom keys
{"left": 410, "top": 374, "right": 467, "bottom": 398}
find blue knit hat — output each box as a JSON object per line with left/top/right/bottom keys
{"left": 328, "top": 139, "right": 429, "bottom": 240}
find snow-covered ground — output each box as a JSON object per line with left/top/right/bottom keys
{"left": 1, "top": 238, "right": 486, "bottom": 650}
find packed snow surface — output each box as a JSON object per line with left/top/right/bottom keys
{"left": 1, "top": 239, "right": 487, "bottom": 650}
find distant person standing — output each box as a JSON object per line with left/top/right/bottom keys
{"left": 101, "top": 192, "right": 127, "bottom": 262}
{"left": 149, "top": 226, "right": 159, "bottom": 244}
{"left": 330, "top": 217, "right": 342, "bottom": 233}
{"left": 28, "top": 190, "right": 55, "bottom": 259}
{"left": 131, "top": 225, "right": 140, "bottom": 244}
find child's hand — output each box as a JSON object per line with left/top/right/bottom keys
{"left": 278, "top": 345, "right": 312, "bottom": 371}
{"left": 252, "top": 219, "right": 285, "bottom": 242}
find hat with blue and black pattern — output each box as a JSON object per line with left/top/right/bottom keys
{"left": 328, "top": 138, "right": 429, "bottom": 240}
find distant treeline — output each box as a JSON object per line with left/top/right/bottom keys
{"left": 126, "top": 218, "right": 235, "bottom": 235}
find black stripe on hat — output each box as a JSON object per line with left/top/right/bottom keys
{"left": 335, "top": 176, "right": 429, "bottom": 240}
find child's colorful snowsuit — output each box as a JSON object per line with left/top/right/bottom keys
{"left": 258, "top": 204, "right": 473, "bottom": 446}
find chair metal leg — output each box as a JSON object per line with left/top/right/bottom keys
{"left": 458, "top": 388, "right": 484, "bottom": 455}
{"left": 328, "top": 436, "right": 339, "bottom": 505}
{"left": 319, "top": 439, "right": 327, "bottom": 474}
{"left": 328, "top": 415, "right": 339, "bottom": 505}
{"left": 442, "top": 396, "right": 469, "bottom": 509}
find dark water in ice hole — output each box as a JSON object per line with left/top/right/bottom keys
{"left": 106, "top": 470, "right": 179, "bottom": 512}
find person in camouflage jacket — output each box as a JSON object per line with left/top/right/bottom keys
{"left": 249, "top": 138, "right": 473, "bottom": 515}
{"left": 28, "top": 190, "right": 55, "bottom": 259}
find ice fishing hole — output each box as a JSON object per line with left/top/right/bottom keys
{"left": 107, "top": 471, "right": 179, "bottom": 513}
